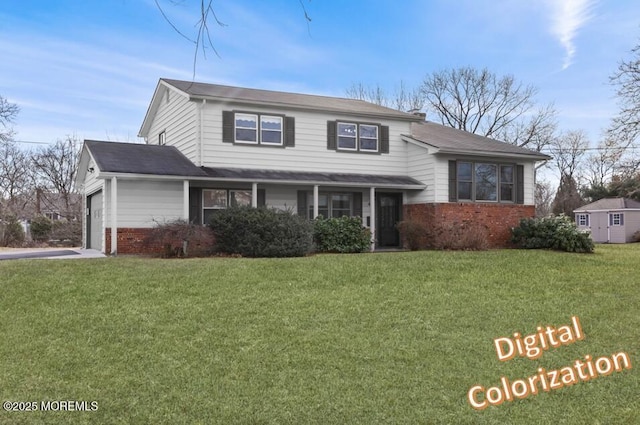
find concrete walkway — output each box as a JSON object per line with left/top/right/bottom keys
{"left": 0, "top": 248, "right": 106, "bottom": 260}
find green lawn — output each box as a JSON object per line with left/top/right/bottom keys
{"left": 1, "top": 245, "right": 638, "bottom": 424}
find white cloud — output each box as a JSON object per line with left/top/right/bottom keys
{"left": 547, "top": 0, "right": 597, "bottom": 70}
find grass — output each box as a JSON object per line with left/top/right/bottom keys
{"left": 1, "top": 245, "right": 638, "bottom": 424}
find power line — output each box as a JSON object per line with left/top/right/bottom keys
{"left": 13, "top": 140, "right": 52, "bottom": 145}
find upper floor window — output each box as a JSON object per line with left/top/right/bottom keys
{"left": 328, "top": 121, "right": 389, "bottom": 154}
{"left": 449, "top": 161, "right": 523, "bottom": 204}
{"left": 223, "top": 111, "right": 294, "bottom": 147}
{"left": 158, "top": 131, "right": 166, "bottom": 145}
{"left": 576, "top": 213, "right": 589, "bottom": 226}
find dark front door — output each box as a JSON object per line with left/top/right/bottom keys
{"left": 377, "top": 193, "right": 402, "bottom": 247}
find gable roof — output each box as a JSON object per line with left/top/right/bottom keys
{"left": 574, "top": 197, "right": 640, "bottom": 212}
{"left": 83, "top": 140, "right": 207, "bottom": 177}
{"left": 405, "top": 121, "right": 551, "bottom": 160}
{"left": 140, "top": 79, "right": 423, "bottom": 137}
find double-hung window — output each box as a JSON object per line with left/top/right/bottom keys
{"left": 328, "top": 121, "right": 387, "bottom": 153}
{"left": 307, "top": 192, "right": 353, "bottom": 219}
{"left": 234, "top": 114, "right": 283, "bottom": 145}
{"left": 337, "top": 122, "right": 379, "bottom": 152}
{"left": 202, "top": 189, "right": 252, "bottom": 223}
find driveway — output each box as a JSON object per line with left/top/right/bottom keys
{"left": 0, "top": 248, "right": 106, "bottom": 260}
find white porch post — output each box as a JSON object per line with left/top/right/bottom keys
{"left": 110, "top": 177, "right": 118, "bottom": 255}
{"left": 313, "top": 185, "right": 319, "bottom": 218}
{"left": 370, "top": 186, "right": 376, "bottom": 252}
{"left": 183, "top": 180, "right": 190, "bottom": 220}
{"left": 252, "top": 182, "right": 258, "bottom": 207}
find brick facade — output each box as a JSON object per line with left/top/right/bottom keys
{"left": 403, "top": 203, "right": 535, "bottom": 248}
{"left": 105, "top": 227, "right": 158, "bottom": 255}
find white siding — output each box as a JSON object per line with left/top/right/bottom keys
{"left": 147, "top": 87, "right": 198, "bottom": 162}
{"left": 406, "top": 142, "right": 435, "bottom": 203}
{"left": 624, "top": 211, "right": 640, "bottom": 242}
{"left": 104, "top": 180, "right": 184, "bottom": 228}
{"left": 201, "top": 103, "right": 411, "bottom": 175}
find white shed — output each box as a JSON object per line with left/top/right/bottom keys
{"left": 574, "top": 198, "right": 640, "bottom": 243}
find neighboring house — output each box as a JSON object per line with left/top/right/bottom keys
{"left": 75, "top": 78, "right": 550, "bottom": 254}
{"left": 574, "top": 197, "right": 640, "bottom": 243}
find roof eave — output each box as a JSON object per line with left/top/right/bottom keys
{"left": 434, "top": 148, "right": 551, "bottom": 161}
{"left": 95, "top": 172, "right": 426, "bottom": 190}
{"left": 187, "top": 94, "right": 422, "bottom": 122}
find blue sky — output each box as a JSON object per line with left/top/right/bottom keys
{"left": 1, "top": 0, "right": 639, "bottom": 149}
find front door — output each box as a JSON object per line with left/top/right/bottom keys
{"left": 377, "top": 193, "right": 402, "bottom": 247}
{"left": 87, "top": 191, "right": 103, "bottom": 250}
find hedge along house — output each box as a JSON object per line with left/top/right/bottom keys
{"left": 75, "top": 79, "right": 550, "bottom": 254}
{"left": 574, "top": 197, "right": 640, "bottom": 243}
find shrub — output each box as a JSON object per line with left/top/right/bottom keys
{"left": 633, "top": 230, "right": 640, "bottom": 243}
{"left": 511, "top": 215, "right": 594, "bottom": 253}
{"left": 209, "top": 206, "right": 313, "bottom": 257}
{"left": 144, "top": 219, "right": 215, "bottom": 258}
{"left": 396, "top": 219, "right": 429, "bottom": 250}
{"left": 431, "top": 221, "right": 489, "bottom": 251}
{"left": 30, "top": 215, "right": 54, "bottom": 242}
{"left": 313, "top": 216, "right": 371, "bottom": 253}
{"left": 50, "top": 220, "right": 82, "bottom": 246}
{"left": 0, "top": 215, "right": 25, "bottom": 247}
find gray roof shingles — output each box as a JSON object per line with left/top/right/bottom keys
{"left": 85, "top": 140, "right": 207, "bottom": 177}
{"left": 408, "top": 122, "right": 551, "bottom": 159}
{"left": 575, "top": 197, "right": 640, "bottom": 211}
{"left": 162, "top": 78, "right": 420, "bottom": 121}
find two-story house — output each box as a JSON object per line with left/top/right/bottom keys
{"left": 76, "top": 78, "right": 550, "bottom": 254}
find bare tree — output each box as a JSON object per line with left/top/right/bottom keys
{"left": 155, "top": 0, "right": 312, "bottom": 77}
{"left": 610, "top": 41, "right": 640, "bottom": 145}
{"left": 0, "top": 95, "right": 19, "bottom": 143}
{"left": 551, "top": 130, "right": 589, "bottom": 183}
{"left": 534, "top": 180, "right": 554, "bottom": 217}
{"left": 345, "top": 81, "right": 425, "bottom": 112}
{"left": 31, "top": 136, "right": 81, "bottom": 220}
{"left": 420, "top": 67, "right": 557, "bottom": 151}
{"left": 0, "top": 140, "right": 33, "bottom": 217}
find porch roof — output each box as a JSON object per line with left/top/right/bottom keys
{"left": 200, "top": 167, "right": 425, "bottom": 189}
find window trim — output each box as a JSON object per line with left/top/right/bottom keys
{"left": 233, "top": 111, "right": 284, "bottom": 146}
{"left": 307, "top": 192, "right": 353, "bottom": 219}
{"left": 336, "top": 121, "right": 380, "bottom": 153}
{"left": 576, "top": 213, "right": 589, "bottom": 227}
{"left": 452, "top": 160, "right": 518, "bottom": 203}
{"left": 610, "top": 213, "right": 624, "bottom": 226}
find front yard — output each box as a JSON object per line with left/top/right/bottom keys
{"left": 1, "top": 245, "right": 638, "bottom": 424}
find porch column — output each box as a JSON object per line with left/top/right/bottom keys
{"left": 369, "top": 186, "right": 376, "bottom": 252}
{"left": 183, "top": 180, "right": 189, "bottom": 220}
{"left": 110, "top": 176, "right": 118, "bottom": 255}
{"left": 252, "top": 182, "right": 258, "bottom": 207}
{"left": 313, "top": 185, "right": 319, "bottom": 218}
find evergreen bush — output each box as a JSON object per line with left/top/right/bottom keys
{"left": 313, "top": 216, "right": 371, "bottom": 253}
{"left": 511, "top": 215, "right": 594, "bottom": 253}
{"left": 209, "top": 206, "right": 313, "bottom": 257}
{"left": 30, "top": 215, "right": 53, "bottom": 242}
{"left": 0, "top": 215, "right": 25, "bottom": 247}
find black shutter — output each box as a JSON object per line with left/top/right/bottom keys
{"left": 189, "top": 188, "right": 202, "bottom": 224}
{"left": 448, "top": 160, "right": 457, "bottom": 202}
{"left": 222, "top": 111, "right": 234, "bottom": 143}
{"left": 327, "top": 121, "right": 337, "bottom": 150}
{"left": 258, "top": 189, "right": 266, "bottom": 207}
{"left": 380, "top": 125, "right": 389, "bottom": 154}
{"left": 297, "top": 190, "right": 307, "bottom": 217}
{"left": 284, "top": 116, "right": 295, "bottom": 147}
{"left": 352, "top": 192, "right": 363, "bottom": 217}
{"left": 516, "top": 164, "right": 524, "bottom": 204}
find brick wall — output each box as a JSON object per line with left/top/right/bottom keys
{"left": 403, "top": 203, "right": 535, "bottom": 248}
{"left": 105, "top": 228, "right": 158, "bottom": 254}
